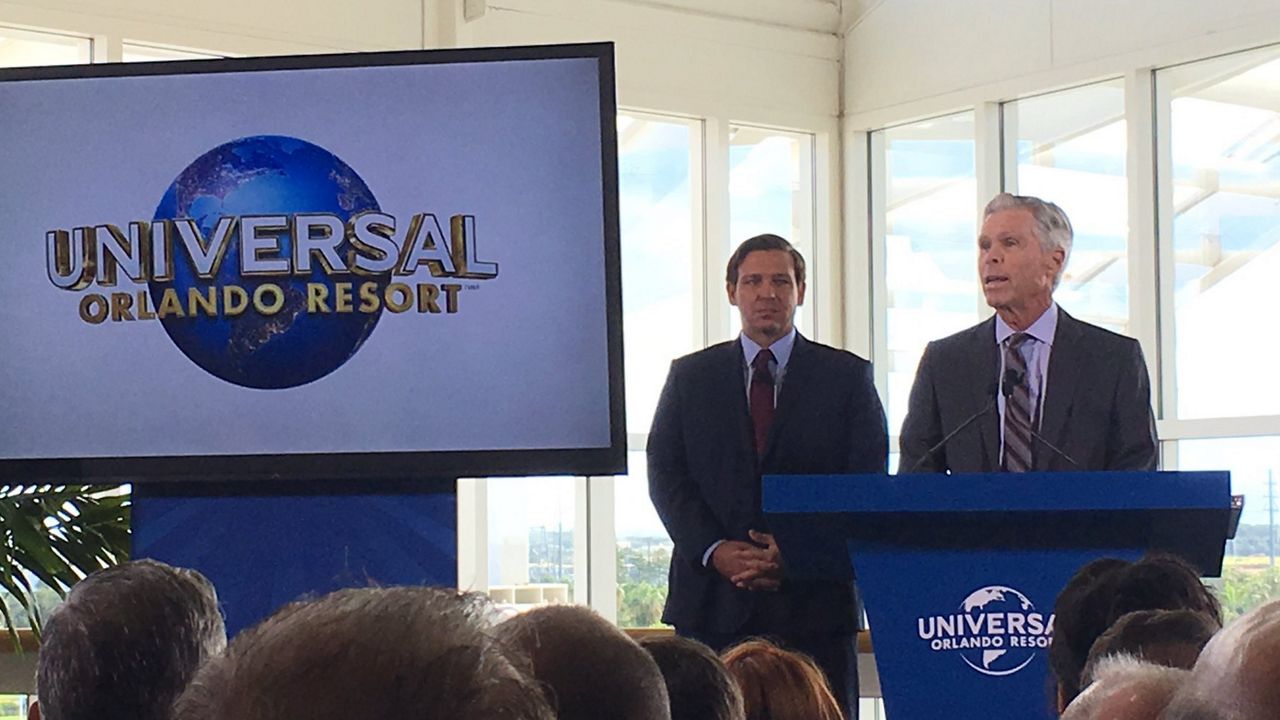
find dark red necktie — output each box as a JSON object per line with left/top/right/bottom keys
{"left": 750, "top": 349, "right": 776, "bottom": 456}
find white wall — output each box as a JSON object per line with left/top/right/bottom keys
{"left": 843, "top": 0, "right": 1280, "bottom": 127}
{"left": 460, "top": 0, "right": 840, "bottom": 127}
{"left": 0, "top": 0, "right": 424, "bottom": 56}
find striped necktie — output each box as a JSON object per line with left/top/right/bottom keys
{"left": 1002, "top": 333, "right": 1034, "bottom": 472}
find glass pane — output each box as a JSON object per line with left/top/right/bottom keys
{"left": 1006, "top": 80, "right": 1129, "bottom": 333}
{"left": 728, "top": 126, "right": 815, "bottom": 339}
{"left": 879, "top": 111, "right": 978, "bottom": 437}
{"left": 1177, "top": 436, "right": 1280, "bottom": 619}
{"left": 0, "top": 26, "right": 89, "bottom": 67}
{"left": 1161, "top": 47, "right": 1280, "bottom": 419}
{"left": 486, "top": 476, "right": 579, "bottom": 608}
{"left": 0, "top": 696, "right": 30, "bottom": 719}
{"left": 615, "top": 451, "right": 672, "bottom": 628}
{"left": 619, "top": 113, "right": 698, "bottom": 434}
{"left": 122, "top": 43, "right": 221, "bottom": 62}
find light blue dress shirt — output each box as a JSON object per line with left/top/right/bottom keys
{"left": 994, "top": 303, "right": 1058, "bottom": 459}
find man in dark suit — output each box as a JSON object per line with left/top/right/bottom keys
{"left": 648, "top": 234, "right": 887, "bottom": 719}
{"left": 899, "top": 193, "right": 1157, "bottom": 474}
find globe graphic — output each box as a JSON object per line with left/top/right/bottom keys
{"left": 959, "top": 585, "right": 1038, "bottom": 676}
{"left": 149, "top": 135, "right": 387, "bottom": 389}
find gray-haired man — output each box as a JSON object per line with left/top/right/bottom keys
{"left": 899, "top": 193, "right": 1157, "bottom": 474}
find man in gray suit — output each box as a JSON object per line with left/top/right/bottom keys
{"left": 898, "top": 193, "right": 1157, "bottom": 474}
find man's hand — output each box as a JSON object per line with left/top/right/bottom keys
{"left": 730, "top": 531, "right": 784, "bottom": 591}
{"left": 710, "top": 532, "right": 785, "bottom": 592}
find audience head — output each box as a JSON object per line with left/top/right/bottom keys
{"left": 1061, "top": 655, "right": 1185, "bottom": 720}
{"left": 174, "top": 586, "right": 553, "bottom": 720}
{"left": 639, "top": 635, "right": 744, "bottom": 720}
{"left": 1050, "top": 555, "right": 1220, "bottom": 710}
{"left": 1082, "top": 609, "right": 1218, "bottom": 680}
{"left": 721, "top": 639, "right": 843, "bottom": 720}
{"left": 498, "top": 604, "right": 670, "bottom": 720}
{"left": 1161, "top": 597, "right": 1280, "bottom": 720}
{"left": 34, "top": 558, "right": 226, "bottom": 720}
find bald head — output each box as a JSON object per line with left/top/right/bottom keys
{"left": 1162, "top": 598, "right": 1280, "bottom": 720}
{"left": 1062, "top": 655, "right": 1184, "bottom": 720}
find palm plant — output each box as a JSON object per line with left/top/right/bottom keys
{"left": 0, "top": 485, "right": 130, "bottom": 649}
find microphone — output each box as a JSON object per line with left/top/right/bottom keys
{"left": 1000, "top": 367, "right": 1083, "bottom": 470}
{"left": 908, "top": 381, "right": 999, "bottom": 473}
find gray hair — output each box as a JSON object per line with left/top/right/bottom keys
{"left": 1063, "top": 655, "right": 1185, "bottom": 720}
{"left": 36, "top": 559, "right": 227, "bottom": 720}
{"left": 984, "top": 193, "right": 1074, "bottom": 288}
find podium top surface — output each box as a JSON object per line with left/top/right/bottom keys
{"left": 763, "top": 471, "right": 1231, "bottom": 515}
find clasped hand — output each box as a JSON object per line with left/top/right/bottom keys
{"left": 710, "top": 530, "right": 783, "bottom": 591}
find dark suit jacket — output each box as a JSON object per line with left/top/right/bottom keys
{"left": 898, "top": 309, "right": 1157, "bottom": 474}
{"left": 647, "top": 334, "right": 887, "bottom": 634}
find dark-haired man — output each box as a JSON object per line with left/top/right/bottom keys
{"left": 639, "top": 635, "right": 744, "bottom": 720}
{"left": 648, "top": 233, "right": 887, "bottom": 718}
{"left": 498, "top": 605, "right": 670, "bottom": 720}
{"left": 175, "top": 586, "right": 553, "bottom": 720}
{"left": 31, "top": 559, "right": 226, "bottom": 720}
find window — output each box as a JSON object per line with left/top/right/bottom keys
{"left": 619, "top": 113, "right": 700, "bottom": 434}
{"left": 1159, "top": 47, "right": 1280, "bottom": 419}
{"left": 874, "top": 111, "right": 978, "bottom": 436}
{"left": 1176, "top": 437, "right": 1280, "bottom": 620}
{"left": 1004, "top": 80, "right": 1129, "bottom": 333}
{"left": 727, "top": 126, "right": 816, "bottom": 338}
{"left": 0, "top": 25, "right": 89, "bottom": 67}
{"left": 615, "top": 452, "right": 671, "bottom": 627}
{"left": 485, "top": 476, "right": 579, "bottom": 607}
{"left": 122, "top": 42, "right": 221, "bottom": 62}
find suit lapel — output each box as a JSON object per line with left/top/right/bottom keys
{"left": 969, "top": 318, "right": 1002, "bottom": 471}
{"left": 1037, "top": 310, "right": 1083, "bottom": 470}
{"left": 724, "top": 340, "right": 756, "bottom": 462}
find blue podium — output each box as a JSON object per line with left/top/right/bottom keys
{"left": 763, "top": 471, "right": 1232, "bottom": 720}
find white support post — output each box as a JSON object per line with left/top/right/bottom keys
{"left": 843, "top": 129, "right": 872, "bottom": 358}
{"left": 455, "top": 477, "right": 488, "bottom": 593}
{"left": 704, "top": 116, "right": 732, "bottom": 346}
{"left": 584, "top": 475, "right": 618, "bottom": 622}
{"left": 1127, "top": 68, "right": 1164, "bottom": 421}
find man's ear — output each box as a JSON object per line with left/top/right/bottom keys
{"left": 28, "top": 698, "right": 39, "bottom": 720}
{"left": 796, "top": 281, "right": 807, "bottom": 306}
{"left": 726, "top": 281, "right": 738, "bottom": 307}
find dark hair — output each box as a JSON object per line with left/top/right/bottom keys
{"left": 725, "top": 234, "right": 806, "bottom": 287}
{"left": 639, "top": 635, "right": 744, "bottom": 720}
{"left": 1049, "top": 555, "right": 1222, "bottom": 707}
{"left": 497, "top": 605, "right": 670, "bottom": 720}
{"left": 1081, "top": 609, "right": 1220, "bottom": 683}
{"left": 721, "top": 639, "right": 843, "bottom": 720}
{"left": 36, "top": 559, "right": 226, "bottom": 720}
{"left": 174, "top": 586, "right": 553, "bottom": 720}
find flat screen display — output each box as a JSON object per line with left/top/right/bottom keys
{"left": 0, "top": 43, "right": 624, "bottom": 482}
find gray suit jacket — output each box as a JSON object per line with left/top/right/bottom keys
{"left": 898, "top": 310, "right": 1157, "bottom": 474}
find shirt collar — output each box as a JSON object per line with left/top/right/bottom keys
{"left": 994, "top": 302, "right": 1058, "bottom": 347}
{"left": 741, "top": 327, "right": 798, "bottom": 370}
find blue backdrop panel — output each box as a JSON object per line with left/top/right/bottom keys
{"left": 132, "top": 483, "right": 456, "bottom": 637}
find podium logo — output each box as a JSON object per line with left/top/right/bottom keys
{"left": 917, "top": 585, "right": 1054, "bottom": 677}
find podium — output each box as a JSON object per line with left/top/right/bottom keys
{"left": 763, "top": 471, "right": 1232, "bottom": 720}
